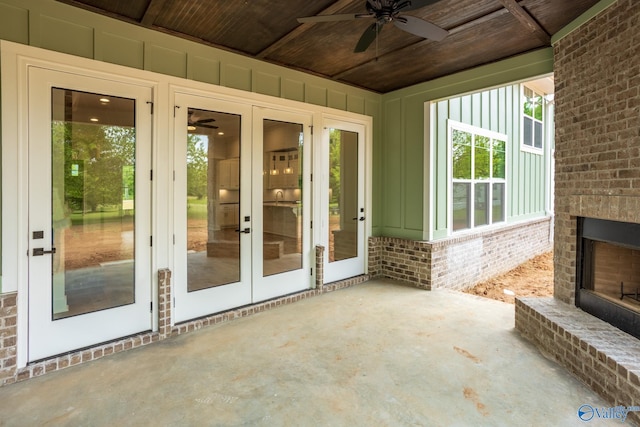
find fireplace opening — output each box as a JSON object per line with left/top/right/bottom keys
{"left": 577, "top": 217, "right": 640, "bottom": 340}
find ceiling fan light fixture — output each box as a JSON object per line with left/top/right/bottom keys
{"left": 298, "top": 0, "right": 448, "bottom": 53}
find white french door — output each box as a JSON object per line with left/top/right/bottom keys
{"left": 173, "top": 99, "right": 312, "bottom": 320}
{"left": 321, "top": 118, "right": 366, "bottom": 283}
{"left": 173, "top": 94, "right": 252, "bottom": 322}
{"left": 251, "top": 107, "right": 312, "bottom": 302}
{"left": 27, "top": 67, "right": 152, "bottom": 361}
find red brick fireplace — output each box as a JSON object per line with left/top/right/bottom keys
{"left": 515, "top": 1, "right": 640, "bottom": 423}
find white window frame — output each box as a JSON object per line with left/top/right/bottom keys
{"left": 521, "top": 85, "right": 544, "bottom": 154}
{"left": 448, "top": 120, "right": 507, "bottom": 234}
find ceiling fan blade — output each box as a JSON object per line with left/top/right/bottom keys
{"left": 354, "top": 22, "right": 383, "bottom": 53}
{"left": 398, "top": 0, "right": 442, "bottom": 12}
{"left": 196, "top": 118, "right": 216, "bottom": 124}
{"left": 298, "top": 14, "right": 366, "bottom": 23}
{"left": 198, "top": 124, "right": 219, "bottom": 129}
{"left": 394, "top": 15, "right": 448, "bottom": 41}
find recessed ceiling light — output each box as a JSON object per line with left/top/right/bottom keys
{"left": 187, "top": 125, "right": 196, "bottom": 131}
{"left": 90, "top": 117, "right": 99, "bottom": 122}
{"left": 99, "top": 98, "right": 110, "bottom": 103}
{"left": 218, "top": 131, "right": 224, "bottom": 135}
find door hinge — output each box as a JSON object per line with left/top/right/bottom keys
{"left": 150, "top": 301, "right": 153, "bottom": 312}
{"left": 174, "top": 105, "right": 180, "bottom": 117}
{"left": 310, "top": 125, "right": 313, "bottom": 135}
{"left": 310, "top": 268, "right": 313, "bottom": 276}
{"left": 310, "top": 173, "right": 313, "bottom": 182}
{"left": 173, "top": 297, "right": 175, "bottom": 308}
{"left": 310, "top": 220, "right": 313, "bottom": 229}
{"left": 173, "top": 170, "right": 175, "bottom": 181}
{"left": 147, "top": 101, "right": 154, "bottom": 115}
{"left": 173, "top": 234, "right": 176, "bottom": 245}
{"left": 150, "top": 236, "right": 153, "bottom": 247}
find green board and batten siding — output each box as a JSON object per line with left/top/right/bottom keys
{"left": 0, "top": 0, "right": 379, "bottom": 113}
{"left": 380, "top": 49, "right": 554, "bottom": 241}
{"left": 430, "top": 85, "right": 548, "bottom": 240}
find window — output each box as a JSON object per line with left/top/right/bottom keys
{"left": 522, "top": 86, "right": 544, "bottom": 151}
{"left": 450, "top": 121, "right": 506, "bottom": 232}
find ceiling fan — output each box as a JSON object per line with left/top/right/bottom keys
{"left": 187, "top": 109, "right": 218, "bottom": 130}
{"left": 297, "top": 0, "right": 448, "bottom": 53}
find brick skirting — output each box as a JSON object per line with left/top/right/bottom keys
{"left": 369, "top": 217, "right": 552, "bottom": 290}
{"left": 516, "top": 297, "right": 640, "bottom": 426}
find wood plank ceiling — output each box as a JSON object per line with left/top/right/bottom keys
{"left": 55, "top": 0, "right": 601, "bottom": 93}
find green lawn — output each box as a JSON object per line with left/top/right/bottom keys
{"left": 188, "top": 196, "right": 208, "bottom": 220}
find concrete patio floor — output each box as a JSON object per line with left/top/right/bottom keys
{"left": 0, "top": 279, "right": 625, "bottom": 426}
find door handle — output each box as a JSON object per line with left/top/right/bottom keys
{"left": 235, "top": 228, "right": 251, "bottom": 234}
{"left": 32, "top": 247, "right": 56, "bottom": 256}
{"left": 359, "top": 217, "right": 365, "bottom": 221}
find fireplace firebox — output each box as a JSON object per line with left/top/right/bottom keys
{"left": 577, "top": 217, "right": 640, "bottom": 340}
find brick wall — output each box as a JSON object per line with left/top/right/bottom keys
{"left": 515, "top": 0, "right": 640, "bottom": 417}
{"left": 553, "top": 0, "right": 640, "bottom": 304}
{"left": 370, "top": 217, "right": 552, "bottom": 290}
{"left": 0, "top": 293, "right": 17, "bottom": 386}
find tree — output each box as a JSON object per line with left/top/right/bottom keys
{"left": 186, "top": 134, "right": 209, "bottom": 199}
{"left": 54, "top": 122, "right": 136, "bottom": 212}
{"left": 329, "top": 129, "right": 341, "bottom": 204}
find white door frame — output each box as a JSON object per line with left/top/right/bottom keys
{"left": 252, "top": 106, "right": 313, "bottom": 302}
{"left": 2, "top": 43, "right": 160, "bottom": 368}
{"left": 172, "top": 92, "right": 253, "bottom": 322}
{"left": 319, "top": 116, "right": 368, "bottom": 283}
{"left": 26, "top": 66, "right": 154, "bottom": 361}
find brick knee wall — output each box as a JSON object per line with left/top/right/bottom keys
{"left": 0, "top": 293, "right": 18, "bottom": 386}
{"left": 369, "top": 217, "right": 552, "bottom": 290}
{"left": 516, "top": 297, "right": 640, "bottom": 426}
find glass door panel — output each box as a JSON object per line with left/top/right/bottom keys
{"left": 328, "top": 128, "right": 359, "bottom": 263}
{"left": 252, "top": 108, "right": 311, "bottom": 302}
{"left": 186, "top": 108, "right": 241, "bottom": 291}
{"left": 51, "top": 88, "right": 136, "bottom": 320}
{"left": 262, "top": 119, "right": 303, "bottom": 277}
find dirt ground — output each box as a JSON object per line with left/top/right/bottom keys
{"left": 464, "top": 251, "right": 554, "bottom": 304}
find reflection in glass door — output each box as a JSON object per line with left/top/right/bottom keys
{"left": 328, "top": 128, "right": 359, "bottom": 263}
{"left": 253, "top": 109, "right": 312, "bottom": 302}
{"left": 262, "top": 119, "right": 303, "bottom": 277}
{"left": 51, "top": 88, "right": 137, "bottom": 319}
{"left": 28, "top": 67, "right": 152, "bottom": 361}
{"left": 173, "top": 94, "right": 252, "bottom": 323}
{"left": 186, "top": 108, "right": 241, "bottom": 291}
{"left": 322, "top": 120, "right": 366, "bottom": 284}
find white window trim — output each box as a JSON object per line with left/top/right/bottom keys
{"left": 448, "top": 120, "right": 508, "bottom": 234}
{"left": 521, "top": 84, "right": 544, "bottom": 155}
